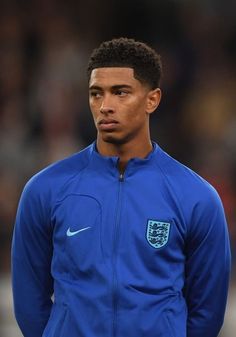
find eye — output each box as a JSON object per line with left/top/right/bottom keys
{"left": 90, "top": 91, "right": 102, "bottom": 98}
{"left": 115, "top": 90, "right": 129, "bottom": 97}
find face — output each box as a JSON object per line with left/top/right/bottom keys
{"left": 89, "top": 67, "right": 161, "bottom": 147}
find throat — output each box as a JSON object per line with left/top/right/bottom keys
{"left": 96, "top": 138, "right": 153, "bottom": 173}
{"left": 118, "top": 158, "right": 127, "bottom": 174}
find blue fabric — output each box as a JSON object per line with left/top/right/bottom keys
{"left": 11, "top": 142, "right": 231, "bottom": 337}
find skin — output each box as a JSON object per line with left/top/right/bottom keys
{"left": 89, "top": 67, "right": 161, "bottom": 172}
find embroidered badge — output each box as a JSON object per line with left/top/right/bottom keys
{"left": 146, "top": 220, "right": 171, "bottom": 249}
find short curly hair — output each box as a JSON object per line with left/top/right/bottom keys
{"left": 87, "top": 37, "right": 162, "bottom": 89}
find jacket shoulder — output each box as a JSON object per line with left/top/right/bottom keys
{"left": 22, "top": 145, "right": 92, "bottom": 198}
{"left": 155, "top": 147, "right": 222, "bottom": 207}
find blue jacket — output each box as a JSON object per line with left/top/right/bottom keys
{"left": 12, "top": 142, "right": 231, "bottom": 337}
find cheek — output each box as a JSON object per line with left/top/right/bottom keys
{"left": 130, "top": 95, "right": 147, "bottom": 111}
{"left": 89, "top": 102, "right": 98, "bottom": 119}
{"left": 125, "top": 101, "right": 147, "bottom": 122}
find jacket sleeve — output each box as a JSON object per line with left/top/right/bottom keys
{"left": 184, "top": 185, "right": 231, "bottom": 337}
{"left": 11, "top": 176, "right": 54, "bottom": 337}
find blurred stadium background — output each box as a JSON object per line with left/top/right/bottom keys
{"left": 0, "top": 0, "right": 236, "bottom": 336}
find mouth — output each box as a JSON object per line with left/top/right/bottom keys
{"left": 98, "top": 119, "right": 119, "bottom": 131}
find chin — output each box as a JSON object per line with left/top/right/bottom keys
{"left": 101, "top": 134, "right": 125, "bottom": 145}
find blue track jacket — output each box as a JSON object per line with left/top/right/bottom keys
{"left": 12, "top": 142, "right": 231, "bottom": 337}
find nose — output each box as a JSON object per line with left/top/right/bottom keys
{"left": 99, "top": 95, "right": 114, "bottom": 114}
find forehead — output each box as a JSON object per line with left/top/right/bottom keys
{"left": 89, "top": 67, "right": 140, "bottom": 88}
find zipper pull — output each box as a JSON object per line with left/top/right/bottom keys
{"left": 119, "top": 173, "right": 124, "bottom": 182}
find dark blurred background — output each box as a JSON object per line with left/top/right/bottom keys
{"left": 0, "top": 0, "right": 236, "bottom": 335}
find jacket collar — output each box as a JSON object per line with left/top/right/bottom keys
{"left": 88, "top": 141, "right": 159, "bottom": 178}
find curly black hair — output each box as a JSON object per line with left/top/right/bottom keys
{"left": 87, "top": 37, "right": 162, "bottom": 89}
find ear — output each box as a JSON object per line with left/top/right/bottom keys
{"left": 146, "top": 88, "right": 162, "bottom": 115}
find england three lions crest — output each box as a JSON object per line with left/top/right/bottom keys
{"left": 146, "top": 220, "right": 171, "bottom": 249}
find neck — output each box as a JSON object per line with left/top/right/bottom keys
{"left": 96, "top": 138, "right": 153, "bottom": 173}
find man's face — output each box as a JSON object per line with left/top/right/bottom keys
{"left": 89, "top": 67, "right": 160, "bottom": 145}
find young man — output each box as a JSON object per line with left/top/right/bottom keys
{"left": 12, "top": 38, "right": 231, "bottom": 337}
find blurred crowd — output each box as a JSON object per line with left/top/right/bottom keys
{"left": 0, "top": 0, "right": 236, "bottom": 336}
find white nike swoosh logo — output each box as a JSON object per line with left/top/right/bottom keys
{"left": 66, "top": 226, "right": 91, "bottom": 237}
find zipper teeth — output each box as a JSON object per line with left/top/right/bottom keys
{"left": 112, "top": 175, "right": 124, "bottom": 337}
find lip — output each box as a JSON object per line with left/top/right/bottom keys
{"left": 98, "top": 119, "right": 119, "bottom": 131}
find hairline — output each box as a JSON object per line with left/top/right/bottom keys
{"left": 88, "top": 66, "right": 156, "bottom": 90}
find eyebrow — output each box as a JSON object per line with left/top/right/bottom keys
{"left": 89, "top": 84, "right": 133, "bottom": 91}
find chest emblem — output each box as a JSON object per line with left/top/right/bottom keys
{"left": 146, "top": 220, "right": 171, "bottom": 249}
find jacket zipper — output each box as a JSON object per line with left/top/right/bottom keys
{"left": 112, "top": 172, "right": 124, "bottom": 337}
